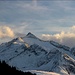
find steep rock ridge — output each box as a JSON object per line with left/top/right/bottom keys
{"left": 50, "top": 41, "right": 70, "bottom": 51}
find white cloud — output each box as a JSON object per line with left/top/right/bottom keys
{"left": 0, "top": 26, "right": 15, "bottom": 38}
{"left": 42, "top": 26, "right": 75, "bottom": 47}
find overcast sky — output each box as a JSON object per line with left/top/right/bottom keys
{"left": 0, "top": 0, "right": 75, "bottom": 47}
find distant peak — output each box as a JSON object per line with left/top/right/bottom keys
{"left": 26, "top": 32, "right": 37, "bottom": 39}
{"left": 26, "top": 32, "right": 33, "bottom": 36}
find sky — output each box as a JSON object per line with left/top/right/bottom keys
{"left": 0, "top": 0, "right": 75, "bottom": 47}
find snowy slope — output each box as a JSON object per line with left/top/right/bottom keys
{"left": 0, "top": 32, "right": 75, "bottom": 75}
{"left": 25, "top": 70, "right": 61, "bottom": 75}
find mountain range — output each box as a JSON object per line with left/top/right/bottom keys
{"left": 0, "top": 32, "right": 75, "bottom": 75}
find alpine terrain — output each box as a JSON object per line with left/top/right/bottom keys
{"left": 0, "top": 32, "right": 75, "bottom": 75}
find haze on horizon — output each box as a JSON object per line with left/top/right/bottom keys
{"left": 0, "top": 0, "right": 75, "bottom": 47}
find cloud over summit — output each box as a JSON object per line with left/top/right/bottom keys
{"left": 0, "top": 26, "right": 15, "bottom": 38}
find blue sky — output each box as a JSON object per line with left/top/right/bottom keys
{"left": 1, "top": 0, "right": 75, "bottom": 47}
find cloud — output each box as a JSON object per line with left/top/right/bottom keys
{"left": 0, "top": 21, "right": 29, "bottom": 38}
{"left": 42, "top": 26, "right": 75, "bottom": 47}
{"left": 16, "top": 0, "right": 48, "bottom": 12}
{"left": 54, "top": 1, "right": 75, "bottom": 11}
{"left": 71, "top": 25, "right": 75, "bottom": 30}
{"left": 0, "top": 23, "right": 28, "bottom": 43}
{"left": 13, "top": 24, "right": 28, "bottom": 34}
{"left": 0, "top": 26, "right": 15, "bottom": 38}
{"left": 32, "top": 0, "right": 37, "bottom": 7}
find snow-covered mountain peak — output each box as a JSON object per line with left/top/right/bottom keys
{"left": 25, "top": 32, "right": 38, "bottom": 39}
{"left": 0, "top": 32, "right": 75, "bottom": 75}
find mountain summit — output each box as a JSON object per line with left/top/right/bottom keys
{"left": 26, "top": 32, "right": 38, "bottom": 39}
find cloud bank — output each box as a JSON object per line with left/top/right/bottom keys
{"left": 0, "top": 26, "right": 15, "bottom": 38}
{"left": 42, "top": 26, "right": 75, "bottom": 47}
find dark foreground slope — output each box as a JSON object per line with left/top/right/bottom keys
{"left": 0, "top": 61, "right": 36, "bottom": 75}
